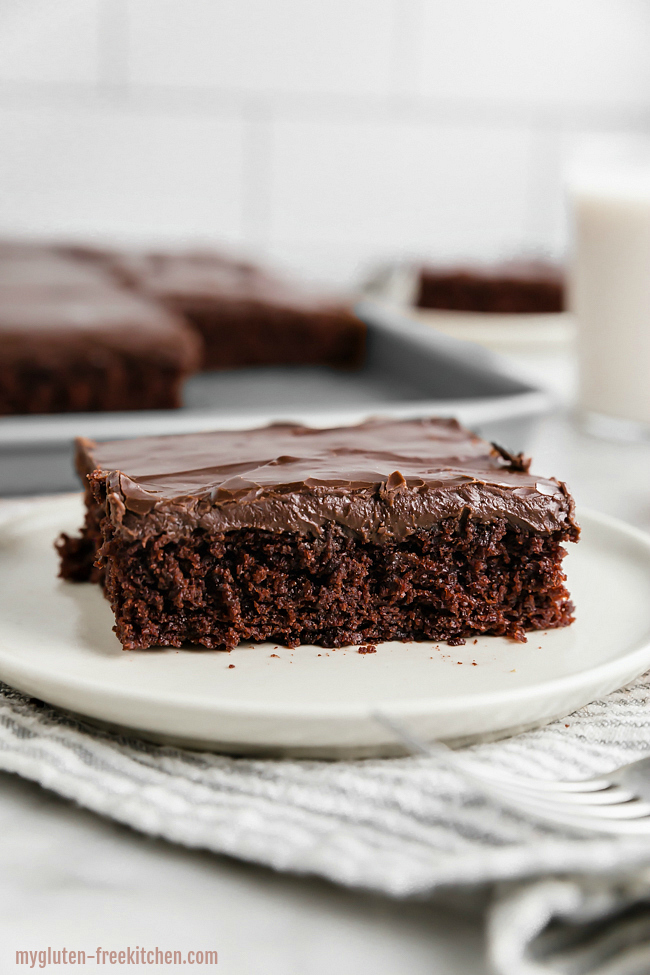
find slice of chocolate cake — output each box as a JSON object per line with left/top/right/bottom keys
{"left": 57, "top": 417, "right": 579, "bottom": 651}
{"left": 112, "top": 250, "right": 366, "bottom": 371}
{"left": 0, "top": 289, "right": 202, "bottom": 415}
{"left": 416, "top": 262, "right": 565, "bottom": 314}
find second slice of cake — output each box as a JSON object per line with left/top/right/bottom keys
{"left": 58, "top": 418, "right": 579, "bottom": 650}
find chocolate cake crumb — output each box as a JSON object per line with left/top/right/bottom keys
{"left": 358, "top": 645, "right": 377, "bottom": 654}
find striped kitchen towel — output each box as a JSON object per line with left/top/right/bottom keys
{"left": 2, "top": 677, "right": 650, "bottom": 974}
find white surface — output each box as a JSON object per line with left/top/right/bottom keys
{"left": 416, "top": 0, "right": 650, "bottom": 109}
{"left": 127, "top": 0, "right": 396, "bottom": 96}
{"left": 0, "top": 0, "right": 100, "bottom": 84}
{"left": 0, "top": 774, "right": 488, "bottom": 975}
{"left": 269, "top": 119, "right": 535, "bottom": 259}
{"left": 0, "top": 106, "right": 246, "bottom": 244}
{"left": 1, "top": 497, "right": 649, "bottom": 757}
{"left": 0, "top": 3, "right": 649, "bottom": 279}
{"left": 572, "top": 178, "right": 650, "bottom": 426}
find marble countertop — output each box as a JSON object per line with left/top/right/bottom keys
{"left": 1, "top": 355, "right": 648, "bottom": 975}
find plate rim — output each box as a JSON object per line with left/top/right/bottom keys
{"left": 0, "top": 496, "right": 649, "bottom": 722}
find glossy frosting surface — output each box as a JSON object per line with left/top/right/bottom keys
{"left": 81, "top": 418, "right": 578, "bottom": 542}
{"left": 117, "top": 250, "right": 348, "bottom": 312}
{"left": 0, "top": 290, "right": 202, "bottom": 367}
{"left": 0, "top": 254, "right": 113, "bottom": 293}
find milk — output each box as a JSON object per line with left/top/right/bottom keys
{"left": 570, "top": 171, "right": 650, "bottom": 431}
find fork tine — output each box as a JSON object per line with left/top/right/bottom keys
{"left": 491, "top": 784, "right": 650, "bottom": 818}
{"left": 497, "top": 800, "right": 650, "bottom": 834}
{"left": 371, "top": 712, "right": 650, "bottom": 833}
{"left": 491, "top": 783, "right": 637, "bottom": 806}
{"left": 552, "top": 817, "right": 650, "bottom": 833}
{"left": 372, "top": 711, "right": 650, "bottom": 835}
{"left": 557, "top": 802, "right": 650, "bottom": 820}
{"left": 372, "top": 711, "right": 614, "bottom": 794}
{"left": 462, "top": 766, "right": 613, "bottom": 794}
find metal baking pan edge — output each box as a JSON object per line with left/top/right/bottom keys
{"left": 0, "top": 299, "right": 554, "bottom": 495}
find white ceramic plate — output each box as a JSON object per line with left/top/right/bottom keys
{"left": 0, "top": 496, "right": 649, "bottom": 758}
{"left": 408, "top": 307, "right": 576, "bottom": 355}
{"left": 363, "top": 265, "right": 575, "bottom": 354}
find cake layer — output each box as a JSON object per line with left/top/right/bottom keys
{"left": 96, "top": 517, "right": 576, "bottom": 650}
{"left": 417, "top": 262, "right": 565, "bottom": 314}
{"left": 112, "top": 249, "right": 366, "bottom": 371}
{"left": 0, "top": 289, "right": 202, "bottom": 414}
{"left": 0, "top": 241, "right": 365, "bottom": 415}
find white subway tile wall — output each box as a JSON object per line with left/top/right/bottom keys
{"left": 127, "top": 0, "right": 396, "bottom": 97}
{"left": 0, "top": 0, "right": 647, "bottom": 285}
{"left": 416, "top": 0, "right": 650, "bottom": 110}
{"left": 268, "top": 119, "right": 535, "bottom": 255}
{"left": 0, "top": 0, "right": 102, "bottom": 84}
{"left": 0, "top": 105, "right": 246, "bottom": 243}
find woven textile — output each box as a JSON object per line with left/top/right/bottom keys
{"left": 3, "top": 676, "right": 650, "bottom": 973}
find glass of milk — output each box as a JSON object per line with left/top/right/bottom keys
{"left": 570, "top": 165, "right": 650, "bottom": 440}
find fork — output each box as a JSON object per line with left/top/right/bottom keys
{"left": 373, "top": 711, "right": 650, "bottom": 835}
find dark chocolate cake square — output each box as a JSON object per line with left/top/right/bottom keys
{"left": 416, "top": 262, "right": 565, "bottom": 313}
{"left": 0, "top": 288, "right": 201, "bottom": 415}
{"left": 58, "top": 417, "right": 579, "bottom": 651}
{"left": 113, "top": 250, "right": 366, "bottom": 371}
{"left": 0, "top": 243, "right": 365, "bottom": 416}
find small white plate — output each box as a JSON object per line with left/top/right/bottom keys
{"left": 408, "top": 307, "right": 576, "bottom": 355}
{"left": 0, "top": 496, "right": 649, "bottom": 758}
{"left": 363, "top": 265, "right": 575, "bottom": 355}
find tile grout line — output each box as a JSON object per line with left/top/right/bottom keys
{"left": 0, "top": 78, "right": 648, "bottom": 131}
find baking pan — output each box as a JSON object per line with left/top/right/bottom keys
{"left": 0, "top": 299, "right": 553, "bottom": 495}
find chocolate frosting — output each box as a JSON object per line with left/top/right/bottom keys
{"left": 115, "top": 249, "right": 350, "bottom": 313}
{"left": 79, "top": 418, "right": 579, "bottom": 543}
{"left": 0, "top": 254, "right": 115, "bottom": 295}
{"left": 0, "top": 290, "right": 201, "bottom": 368}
